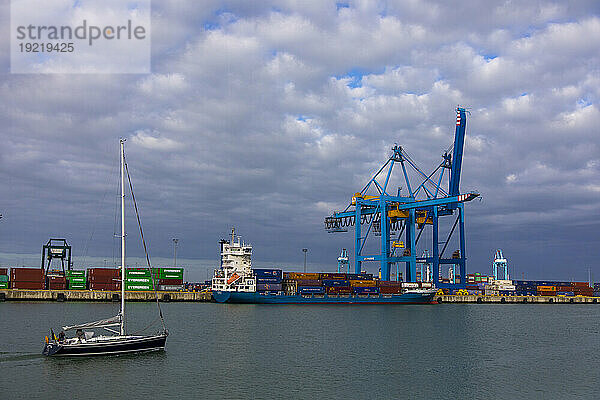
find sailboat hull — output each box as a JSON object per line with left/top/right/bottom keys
{"left": 43, "top": 334, "right": 167, "bottom": 357}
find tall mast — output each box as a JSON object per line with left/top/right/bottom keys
{"left": 120, "top": 139, "right": 126, "bottom": 336}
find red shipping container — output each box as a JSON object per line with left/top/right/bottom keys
{"left": 11, "top": 268, "right": 45, "bottom": 281}
{"left": 89, "top": 282, "right": 121, "bottom": 291}
{"left": 88, "top": 276, "right": 120, "bottom": 282}
{"left": 0, "top": 268, "right": 8, "bottom": 275}
{"left": 378, "top": 280, "right": 402, "bottom": 287}
{"left": 295, "top": 279, "right": 322, "bottom": 287}
{"left": 48, "top": 281, "right": 67, "bottom": 290}
{"left": 571, "top": 282, "right": 590, "bottom": 288}
{"left": 11, "top": 281, "right": 45, "bottom": 290}
{"left": 380, "top": 286, "right": 402, "bottom": 294}
{"left": 88, "top": 268, "right": 120, "bottom": 276}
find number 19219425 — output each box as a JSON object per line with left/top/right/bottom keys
{"left": 19, "top": 42, "right": 74, "bottom": 52}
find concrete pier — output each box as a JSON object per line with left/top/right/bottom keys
{"left": 0, "top": 289, "right": 212, "bottom": 302}
{"left": 0, "top": 290, "right": 597, "bottom": 303}
{"left": 439, "top": 294, "right": 599, "bottom": 304}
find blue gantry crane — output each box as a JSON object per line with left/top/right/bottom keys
{"left": 324, "top": 107, "right": 479, "bottom": 289}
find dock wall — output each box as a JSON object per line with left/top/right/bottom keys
{"left": 0, "top": 289, "right": 212, "bottom": 302}
{"left": 0, "top": 290, "right": 597, "bottom": 303}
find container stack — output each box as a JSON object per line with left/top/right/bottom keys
{"left": 125, "top": 268, "right": 153, "bottom": 291}
{"left": 88, "top": 268, "right": 121, "bottom": 291}
{"left": 10, "top": 267, "right": 45, "bottom": 289}
{"left": 153, "top": 268, "right": 184, "bottom": 291}
{"left": 254, "top": 269, "right": 282, "bottom": 293}
{"left": 47, "top": 271, "right": 67, "bottom": 290}
{"left": 513, "top": 280, "right": 537, "bottom": 296}
{"left": 350, "top": 279, "right": 379, "bottom": 295}
{"left": 571, "top": 282, "right": 593, "bottom": 297}
{"left": 283, "top": 272, "right": 321, "bottom": 295}
{"left": 0, "top": 268, "right": 9, "bottom": 289}
{"left": 66, "top": 270, "right": 86, "bottom": 290}
{"left": 378, "top": 281, "right": 402, "bottom": 294}
{"left": 323, "top": 279, "right": 351, "bottom": 295}
{"left": 594, "top": 283, "right": 600, "bottom": 297}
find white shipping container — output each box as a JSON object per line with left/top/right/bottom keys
{"left": 158, "top": 284, "right": 184, "bottom": 291}
{"left": 402, "top": 282, "right": 419, "bottom": 288}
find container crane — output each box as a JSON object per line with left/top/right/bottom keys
{"left": 493, "top": 249, "right": 509, "bottom": 280}
{"left": 337, "top": 248, "right": 349, "bottom": 273}
{"left": 324, "top": 107, "right": 479, "bottom": 289}
{"left": 41, "top": 238, "right": 72, "bottom": 275}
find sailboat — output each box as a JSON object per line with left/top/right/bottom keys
{"left": 43, "top": 139, "right": 168, "bottom": 356}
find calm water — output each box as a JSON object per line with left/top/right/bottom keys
{"left": 1, "top": 302, "right": 599, "bottom": 399}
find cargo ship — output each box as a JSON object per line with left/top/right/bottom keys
{"left": 211, "top": 229, "right": 437, "bottom": 304}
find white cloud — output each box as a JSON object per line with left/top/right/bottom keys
{"left": 130, "top": 131, "right": 183, "bottom": 151}
{"left": 0, "top": 0, "right": 598, "bottom": 278}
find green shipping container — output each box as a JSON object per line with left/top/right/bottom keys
{"left": 152, "top": 268, "right": 183, "bottom": 275}
{"left": 0, "top": 275, "right": 9, "bottom": 282}
{"left": 125, "top": 277, "right": 152, "bottom": 284}
{"left": 125, "top": 269, "right": 151, "bottom": 277}
{"left": 68, "top": 277, "right": 86, "bottom": 284}
{"left": 66, "top": 270, "right": 86, "bottom": 277}
{"left": 0, "top": 281, "right": 9, "bottom": 289}
{"left": 69, "top": 284, "right": 86, "bottom": 290}
{"left": 125, "top": 285, "right": 152, "bottom": 291}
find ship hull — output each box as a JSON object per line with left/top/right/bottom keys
{"left": 212, "top": 290, "right": 437, "bottom": 304}
{"left": 43, "top": 333, "right": 167, "bottom": 357}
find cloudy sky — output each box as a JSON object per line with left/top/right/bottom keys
{"left": 0, "top": 0, "right": 599, "bottom": 281}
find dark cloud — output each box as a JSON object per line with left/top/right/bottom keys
{"left": 0, "top": 1, "right": 598, "bottom": 282}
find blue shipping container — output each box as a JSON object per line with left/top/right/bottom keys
{"left": 557, "top": 291, "right": 574, "bottom": 296}
{"left": 256, "top": 283, "right": 282, "bottom": 291}
{"left": 322, "top": 279, "right": 350, "bottom": 287}
{"left": 256, "top": 277, "right": 283, "bottom": 284}
{"left": 514, "top": 290, "right": 536, "bottom": 296}
{"left": 253, "top": 269, "right": 283, "bottom": 279}
{"left": 299, "top": 286, "right": 325, "bottom": 294}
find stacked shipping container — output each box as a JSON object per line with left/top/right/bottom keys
{"left": 88, "top": 268, "right": 121, "bottom": 291}
{"left": 10, "top": 267, "right": 45, "bottom": 289}
{"left": 255, "top": 269, "right": 283, "bottom": 292}
{"left": 153, "top": 268, "right": 184, "bottom": 291}
{"left": 47, "top": 272, "right": 67, "bottom": 290}
{"left": 66, "top": 270, "right": 86, "bottom": 290}
{"left": 0, "top": 268, "right": 9, "bottom": 289}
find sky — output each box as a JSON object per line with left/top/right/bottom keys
{"left": 0, "top": 0, "right": 599, "bottom": 282}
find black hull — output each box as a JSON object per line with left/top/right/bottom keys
{"left": 43, "top": 334, "right": 167, "bottom": 357}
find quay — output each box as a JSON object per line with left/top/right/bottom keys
{"left": 439, "top": 294, "right": 598, "bottom": 304}
{"left": 0, "top": 289, "right": 598, "bottom": 303}
{"left": 0, "top": 289, "right": 212, "bottom": 302}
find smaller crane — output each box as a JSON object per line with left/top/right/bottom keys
{"left": 337, "top": 248, "right": 349, "bottom": 273}
{"left": 41, "top": 239, "right": 72, "bottom": 275}
{"left": 493, "top": 249, "right": 509, "bottom": 280}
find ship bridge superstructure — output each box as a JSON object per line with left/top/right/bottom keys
{"left": 211, "top": 228, "right": 256, "bottom": 292}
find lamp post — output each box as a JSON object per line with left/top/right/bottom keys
{"left": 302, "top": 248, "right": 308, "bottom": 273}
{"left": 173, "top": 238, "right": 179, "bottom": 268}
